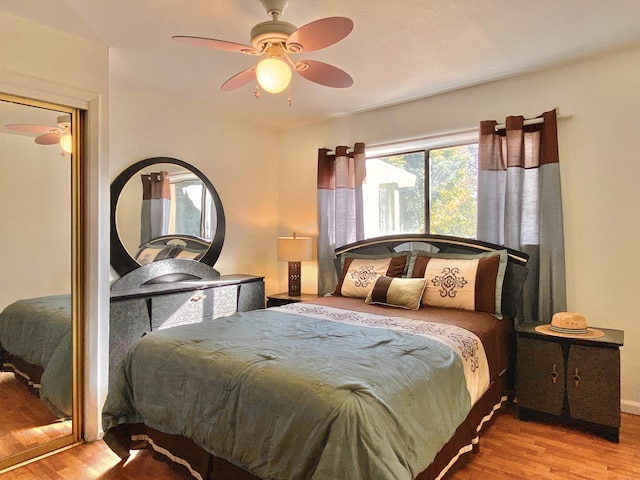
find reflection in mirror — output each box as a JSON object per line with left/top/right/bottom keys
{"left": 111, "top": 157, "right": 225, "bottom": 278}
{"left": 116, "top": 164, "right": 215, "bottom": 265}
{"left": 0, "top": 95, "right": 80, "bottom": 469}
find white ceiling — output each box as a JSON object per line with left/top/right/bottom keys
{"left": 3, "top": 0, "right": 640, "bottom": 130}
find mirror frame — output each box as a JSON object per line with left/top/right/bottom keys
{"left": 0, "top": 93, "right": 84, "bottom": 471}
{"left": 110, "top": 157, "right": 226, "bottom": 277}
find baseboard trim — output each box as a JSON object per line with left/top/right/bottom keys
{"left": 621, "top": 399, "right": 640, "bottom": 416}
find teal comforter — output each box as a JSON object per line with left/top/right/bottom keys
{"left": 0, "top": 294, "right": 72, "bottom": 418}
{"left": 103, "top": 309, "right": 472, "bottom": 480}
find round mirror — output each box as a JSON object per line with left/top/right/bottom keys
{"left": 110, "top": 157, "right": 225, "bottom": 277}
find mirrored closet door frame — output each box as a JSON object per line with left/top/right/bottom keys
{"left": 0, "top": 92, "right": 84, "bottom": 471}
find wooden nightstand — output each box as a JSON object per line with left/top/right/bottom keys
{"left": 515, "top": 322, "right": 624, "bottom": 442}
{"left": 266, "top": 292, "right": 319, "bottom": 308}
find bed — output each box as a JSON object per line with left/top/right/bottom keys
{"left": 102, "top": 234, "right": 528, "bottom": 480}
{"left": 0, "top": 294, "right": 73, "bottom": 418}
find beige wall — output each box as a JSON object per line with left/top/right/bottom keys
{"left": 0, "top": 133, "right": 70, "bottom": 308}
{"left": 279, "top": 45, "right": 640, "bottom": 414}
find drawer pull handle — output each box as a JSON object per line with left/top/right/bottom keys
{"left": 573, "top": 368, "right": 581, "bottom": 387}
{"left": 191, "top": 294, "right": 206, "bottom": 302}
{"left": 551, "top": 364, "right": 558, "bottom": 384}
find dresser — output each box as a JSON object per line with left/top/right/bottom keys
{"left": 109, "top": 273, "right": 264, "bottom": 386}
{"left": 516, "top": 322, "right": 624, "bottom": 442}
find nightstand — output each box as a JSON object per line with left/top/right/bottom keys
{"left": 515, "top": 322, "right": 624, "bottom": 442}
{"left": 266, "top": 292, "right": 319, "bottom": 308}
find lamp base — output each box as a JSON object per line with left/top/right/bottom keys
{"left": 287, "top": 261, "right": 302, "bottom": 297}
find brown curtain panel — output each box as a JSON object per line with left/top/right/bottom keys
{"left": 140, "top": 171, "right": 171, "bottom": 246}
{"left": 317, "top": 143, "right": 366, "bottom": 295}
{"left": 477, "top": 110, "right": 566, "bottom": 325}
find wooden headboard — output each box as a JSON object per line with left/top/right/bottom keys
{"left": 334, "top": 234, "right": 529, "bottom": 321}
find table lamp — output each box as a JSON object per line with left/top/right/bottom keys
{"left": 277, "top": 233, "right": 312, "bottom": 296}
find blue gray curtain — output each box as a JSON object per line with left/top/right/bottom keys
{"left": 477, "top": 110, "right": 566, "bottom": 325}
{"left": 317, "top": 143, "right": 366, "bottom": 295}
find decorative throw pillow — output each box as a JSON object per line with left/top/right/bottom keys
{"left": 365, "top": 276, "right": 427, "bottom": 310}
{"left": 409, "top": 250, "right": 508, "bottom": 317}
{"left": 334, "top": 252, "right": 409, "bottom": 298}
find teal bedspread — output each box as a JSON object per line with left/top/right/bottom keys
{"left": 0, "top": 294, "right": 72, "bottom": 418}
{"left": 103, "top": 309, "right": 473, "bottom": 480}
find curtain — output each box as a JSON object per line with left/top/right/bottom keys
{"left": 317, "top": 143, "right": 366, "bottom": 295}
{"left": 140, "top": 171, "right": 170, "bottom": 246}
{"left": 477, "top": 110, "right": 566, "bottom": 325}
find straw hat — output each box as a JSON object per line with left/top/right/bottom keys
{"left": 534, "top": 312, "right": 604, "bottom": 339}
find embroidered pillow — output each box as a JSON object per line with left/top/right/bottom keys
{"left": 334, "top": 253, "right": 409, "bottom": 298}
{"left": 410, "top": 250, "right": 507, "bottom": 316}
{"left": 365, "top": 276, "right": 427, "bottom": 310}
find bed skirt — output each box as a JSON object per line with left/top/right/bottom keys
{"left": 0, "top": 349, "right": 44, "bottom": 395}
{"left": 104, "top": 372, "right": 508, "bottom": 480}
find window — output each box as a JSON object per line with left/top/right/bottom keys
{"left": 168, "top": 176, "right": 213, "bottom": 240}
{"left": 363, "top": 143, "right": 478, "bottom": 239}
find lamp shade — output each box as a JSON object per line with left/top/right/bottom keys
{"left": 277, "top": 235, "right": 312, "bottom": 262}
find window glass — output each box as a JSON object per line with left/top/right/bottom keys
{"left": 363, "top": 151, "right": 425, "bottom": 237}
{"left": 364, "top": 143, "right": 478, "bottom": 239}
{"left": 429, "top": 144, "right": 478, "bottom": 238}
{"left": 170, "top": 179, "right": 213, "bottom": 240}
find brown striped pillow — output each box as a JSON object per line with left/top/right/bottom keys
{"left": 365, "top": 276, "right": 427, "bottom": 310}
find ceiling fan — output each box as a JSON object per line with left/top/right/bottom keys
{"left": 5, "top": 114, "right": 72, "bottom": 154}
{"left": 172, "top": 0, "right": 354, "bottom": 97}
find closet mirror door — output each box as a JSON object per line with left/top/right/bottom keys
{"left": 0, "top": 94, "right": 82, "bottom": 469}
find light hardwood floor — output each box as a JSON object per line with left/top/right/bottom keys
{"left": 2, "top": 403, "right": 639, "bottom": 479}
{"left": 0, "top": 372, "right": 72, "bottom": 458}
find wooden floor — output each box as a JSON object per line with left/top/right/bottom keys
{"left": 2, "top": 403, "right": 639, "bottom": 479}
{"left": 0, "top": 372, "right": 72, "bottom": 458}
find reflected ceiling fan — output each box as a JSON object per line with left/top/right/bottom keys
{"left": 172, "top": 0, "right": 354, "bottom": 99}
{"left": 5, "top": 114, "right": 72, "bottom": 154}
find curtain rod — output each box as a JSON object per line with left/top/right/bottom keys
{"left": 367, "top": 108, "right": 566, "bottom": 153}
{"left": 494, "top": 107, "right": 561, "bottom": 130}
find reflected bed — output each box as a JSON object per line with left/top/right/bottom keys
{"left": 0, "top": 294, "right": 72, "bottom": 418}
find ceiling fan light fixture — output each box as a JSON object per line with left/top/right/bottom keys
{"left": 256, "top": 48, "right": 292, "bottom": 93}
{"left": 59, "top": 132, "right": 72, "bottom": 154}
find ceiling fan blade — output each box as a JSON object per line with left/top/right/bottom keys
{"left": 172, "top": 36, "right": 259, "bottom": 55}
{"left": 221, "top": 67, "right": 257, "bottom": 91}
{"left": 286, "top": 17, "right": 353, "bottom": 53}
{"left": 5, "top": 124, "right": 55, "bottom": 134}
{"left": 35, "top": 132, "right": 61, "bottom": 145}
{"left": 295, "top": 60, "right": 353, "bottom": 88}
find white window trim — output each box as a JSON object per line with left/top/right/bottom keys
{"left": 365, "top": 128, "right": 478, "bottom": 158}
